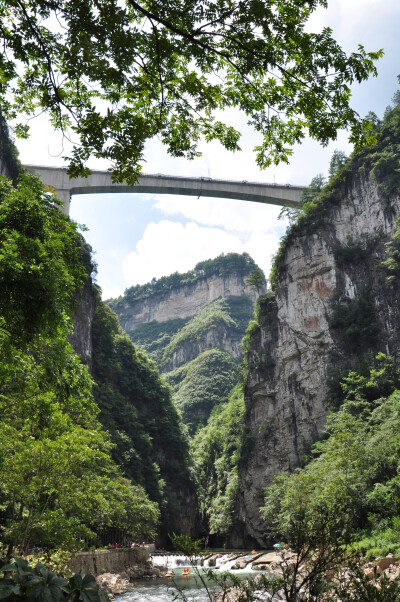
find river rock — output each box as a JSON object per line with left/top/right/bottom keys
{"left": 96, "top": 573, "right": 130, "bottom": 595}
{"left": 252, "top": 552, "right": 282, "bottom": 567}
{"left": 126, "top": 565, "right": 165, "bottom": 579}
{"left": 377, "top": 554, "right": 398, "bottom": 572}
{"left": 232, "top": 555, "right": 255, "bottom": 570}
{"left": 207, "top": 553, "right": 223, "bottom": 567}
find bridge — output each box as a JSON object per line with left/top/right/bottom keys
{"left": 25, "top": 164, "right": 304, "bottom": 215}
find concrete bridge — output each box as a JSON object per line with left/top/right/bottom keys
{"left": 25, "top": 165, "right": 304, "bottom": 215}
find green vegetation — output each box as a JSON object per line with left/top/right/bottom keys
{"left": 161, "top": 298, "right": 237, "bottom": 366}
{"left": 109, "top": 253, "right": 257, "bottom": 307}
{"left": 191, "top": 385, "right": 246, "bottom": 537}
{"left": 333, "top": 234, "right": 378, "bottom": 267}
{"left": 0, "top": 556, "right": 108, "bottom": 602}
{"left": 0, "top": 172, "right": 159, "bottom": 555}
{"left": 262, "top": 354, "right": 400, "bottom": 560}
{"left": 328, "top": 149, "right": 348, "bottom": 179}
{"left": 91, "top": 299, "right": 195, "bottom": 538}
{"left": 329, "top": 285, "right": 380, "bottom": 353}
{"left": 1, "top": 2, "right": 381, "bottom": 182}
{"left": 159, "top": 297, "right": 253, "bottom": 434}
{"left": 0, "top": 115, "right": 21, "bottom": 184}
{"left": 0, "top": 174, "right": 86, "bottom": 344}
{"left": 382, "top": 216, "right": 400, "bottom": 281}
{"left": 171, "top": 349, "right": 238, "bottom": 436}
{"left": 246, "top": 268, "right": 266, "bottom": 297}
{"left": 106, "top": 257, "right": 257, "bottom": 539}
{"left": 128, "top": 317, "right": 190, "bottom": 365}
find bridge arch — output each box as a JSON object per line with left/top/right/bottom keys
{"left": 25, "top": 165, "right": 304, "bottom": 215}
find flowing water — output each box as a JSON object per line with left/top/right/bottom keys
{"left": 119, "top": 551, "right": 272, "bottom": 601}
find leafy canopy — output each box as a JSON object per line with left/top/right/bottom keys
{"left": 1, "top": 0, "right": 382, "bottom": 181}
{"left": 0, "top": 172, "right": 159, "bottom": 553}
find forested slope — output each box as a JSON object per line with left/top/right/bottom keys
{"left": 0, "top": 122, "right": 196, "bottom": 551}
{"left": 90, "top": 297, "right": 197, "bottom": 541}
{"left": 0, "top": 166, "right": 159, "bottom": 553}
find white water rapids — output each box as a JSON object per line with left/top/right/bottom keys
{"left": 150, "top": 552, "right": 258, "bottom": 572}
{"left": 118, "top": 552, "right": 277, "bottom": 601}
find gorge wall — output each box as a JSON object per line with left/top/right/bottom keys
{"left": 112, "top": 269, "right": 257, "bottom": 335}
{"left": 238, "top": 161, "right": 400, "bottom": 546}
{"left": 108, "top": 254, "right": 262, "bottom": 435}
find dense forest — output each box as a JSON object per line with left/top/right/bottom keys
{"left": 0, "top": 172, "right": 160, "bottom": 553}
{"left": 0, "top": 122, "right": 194, "bottom": 553}
{"left": 90, "top": 297, "right": 197, "bottom": 541}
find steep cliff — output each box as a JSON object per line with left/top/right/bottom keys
{"left": 108, "top": 254, "right": 262, "bottom": 435}
{"left": 238, "top": 109, "right": 400, "bottom": 545}
{"left": 109, "top": 253, "right": 258, "bottom": 338}
{"left": 116, "top": 271, "right": 256, "bottom": 332}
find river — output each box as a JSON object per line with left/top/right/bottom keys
{"left": 119, "top": 552, "right": 274, "bottom": 601}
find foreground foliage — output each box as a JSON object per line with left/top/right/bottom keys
{"left": 0, "top": 557, "right": 108, "bottom": 602}
{"left": 1, "top": 1, "right": 382, "bottom": 180}
{"left": 171, "top": 536, "right": 400, "bottom": 602}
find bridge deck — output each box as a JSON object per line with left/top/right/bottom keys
{"left": 25, "top": 165, "right": 304, "bottom": 215}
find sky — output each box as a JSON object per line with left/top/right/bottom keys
{"left": 16, "top": 0, "right": 400, "bottom": 300}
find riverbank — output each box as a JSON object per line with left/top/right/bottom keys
{"left": 70, "top": 548, "right": 165, "bottom": 595}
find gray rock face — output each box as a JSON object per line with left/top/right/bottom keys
{"left": 118, "top": 273, "right": 257, "bottom": 332}
{"left": 161, "top": 322, "right": 244, "bottom": 372}
{"left": 69, "top": 279, "right": 96, "bottom": 368}
{"left": 239, "top": 172, "right": 400, "bottom": 546}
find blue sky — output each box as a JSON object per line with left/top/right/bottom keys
{"left": 16, "top": 0, "right": 400, "bottom": 299}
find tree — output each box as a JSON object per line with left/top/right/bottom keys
{"left": 0, "top": 171, "right": 160, "bottom": 554}
{"left": 246, "top": 268, "right": 266, "bottom": 296}
{"left": 301, "top": 173, "right": 326, "bottom": 205}
{"left": 0, "top": 174, "right": 87, "bottom": 344}
{"left": 1, "top": 1, "right": 382, "bottom": 182}
{"left": 328, "top": 149, "right": 348, "bottom": 179}
{"left": 261, "top": 413, "right": 367, "bottom": 600}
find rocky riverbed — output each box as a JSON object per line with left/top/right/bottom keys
{"left": 93, "top": 550, "right": 400, "bottom": 599}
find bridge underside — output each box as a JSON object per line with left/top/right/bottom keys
{"left": 25, "top": 165, "right": 304, "bottom": 215}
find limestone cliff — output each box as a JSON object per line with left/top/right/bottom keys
{"left": 114, "top": 270, "right": 257, "bottom": 334}
{"left": 239, "top": 161, "right": 400, "bottom": 545}
{"left": 69, "top": 278, "right": 95, "bottom": 368}
{"left": 108, "top": 253, "right": 263, "bottom": 436}
{"left": 108, "top": 254, "right": 260, "bottom": 375}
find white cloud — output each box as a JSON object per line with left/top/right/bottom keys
{"left": 153, "top": 194, "right": 284, "bottom": 234}
{"left": 122, "top": 220, "right": 280, "bottom": 286}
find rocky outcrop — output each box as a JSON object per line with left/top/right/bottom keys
{"left": 238, "top": 170, "right": 400, "bottom": 545}
{"left": 69, "top": 279, "right": 96, "bottom": 368}
{"left": 117, "top": 273, "right": 257, "bottom": 333}
{"left": 161, "top": 320, "right": 244, "bottom": 372}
